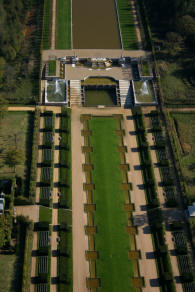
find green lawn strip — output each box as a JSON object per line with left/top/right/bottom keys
{"left": 115, "top": 0, "right": 138, "bottom": 49}
{"left": 58, "top": 210, "right": 72, "bottom": 290}
{"left": 22, "top": 227, "right": 33, "bottom": 292}
{"left": 90, "top": 117, "right": 135, "bottom": 292}
{"left": 56, "top": 0, "right": 71, "bottom": 49}
{"left": 42, "top": 0, "right": 52, "bottom": 49}
{"left": 48, "top": 61, "right": 56, "bottom": 76}
{"left": 171, "top": 112, "right": 195, "bottom": 198}
{"left": 0, "top": 254, "right": 17, "bottom": 292}
{"left": 39, "top": 206, "right": 52, "bottom": 222}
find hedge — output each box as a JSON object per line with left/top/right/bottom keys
{"left": 29, "top": 108, "right": 41, "bottom": 203}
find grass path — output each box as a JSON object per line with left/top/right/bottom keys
{"left": 90, "top": 117, "right": 135, "bottom": 292}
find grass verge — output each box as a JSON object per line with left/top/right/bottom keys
{"left": 115, "top": 0, "right": 138, "bottom": 49}
{"left": 56, "top": 0, "right": 71, "bottom": 49}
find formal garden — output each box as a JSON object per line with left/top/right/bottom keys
{"left": 80, "top": 114, "right": 144, "bottom": 291}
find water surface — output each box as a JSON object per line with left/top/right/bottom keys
{"left": 72, "top": 0, "right": 121, "bottom": 49}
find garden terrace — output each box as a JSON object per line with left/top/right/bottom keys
{"left": 132, "top": 107, "right": 176, "bottom": 291}
{"left": 42, "top": 0, "right": 52, "bottom": 49}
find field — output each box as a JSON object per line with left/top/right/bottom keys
{"left": 171, "top": 113, "right": 195, "bottom": 196}
{"left": 90, "top": 117, "right": 135, "bottom": 291}
{"left": 0, "top": 255, "right": 17, "bottom": 292}
{"left": 42, "top": 0, "right": 52, "bottom": 49}
{"left": 0, "top": 111, "right": 34, "bottom": 185}
{"left": 56, "top": 0, "right": 71, "bottom": 49}
{"left": 115, "top": 0, "right": 138, "bottom": 49}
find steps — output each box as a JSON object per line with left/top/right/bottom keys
{"left": 119, "top": 80, "right": 131, "bottom": 107}
{"left": 70, "top": 80, "right": 81, "bottom": 106}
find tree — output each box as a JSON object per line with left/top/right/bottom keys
{"left": 5, "top": 147, "right": 24, "bottom": 172}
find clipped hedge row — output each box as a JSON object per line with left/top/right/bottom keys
{"left": 28, "top": 108, "right": 41, "bottom": 204}
{"left": 133, "top": 107, "right": 158, "bottom": 208}
{"left": 150, "top": 110, "right": 177, "bottom": 207}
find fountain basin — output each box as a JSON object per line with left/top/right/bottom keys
{"left": 45, "top": 80, "right": 67, "bottom": 103}
{"left": 133, "top": 80, "right": 156, "bottom": 104}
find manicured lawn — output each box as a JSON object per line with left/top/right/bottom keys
{"left": 171, "top": 113, "right": 195, "bottom": 196}
{"left": 48, "top": 60, "right": 56, "bottom": 76}
{"left": 0, "top": 111, "right": 34, "bottom": 182}
{"left": 39, "top": 206, "right": 52, "bottom": 222}
{"left": 90, "top": 117, "right": 135, "bottom": 292}
{"left": 42, "top": 0, "right": 52, "bottom": 49}
{"left": 0, "top": 254, "right": 17, "bottom": 292}
{"left": 116, "top": 0, "right": 138, "bottom": 49}
{"left": 56, "top": 0, "right": 71, "bottom": 49}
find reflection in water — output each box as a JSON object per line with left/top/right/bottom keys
{"left": 72, "top": 0, "right": 121, "bottom": 49}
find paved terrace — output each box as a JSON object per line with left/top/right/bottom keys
{"left": 65, "top": 64, "right": 132, "bottom": 81}
{"left": 42, "top": 49, "right": 150, "bottom": 62}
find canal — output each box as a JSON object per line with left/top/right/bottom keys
{"left": 72, "top": 0, "right": 121, "bottom": 49}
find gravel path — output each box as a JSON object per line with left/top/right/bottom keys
{"left": 51, "top": 0, "right": 56, "bottom": 49}
{"left": 50, "top": 114, "right": 60, "bottom": 292}
{"left": 71, "top": 107, "right": 89, "bottom": 292}
{"left": 122, "top": 111, "right": 160, "bottom": 291}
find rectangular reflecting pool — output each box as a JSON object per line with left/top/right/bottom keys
{"left": 72, "top": 0, "right": 121, "bottom": 49}
{"left": 84, "top": 88, "right": 117, "bottom": 106}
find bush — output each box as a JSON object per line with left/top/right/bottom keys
{"left": 181, "top": 272, "right": 194, "bottom": 282}
{"left": 29, "top": 109, "right": 40, "bottom": 203}
{"left": 170, "top": 221, "right": 183, "bottom": 230}
{"left": 14, "top": 196, "right": 31, "bottom": 205}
